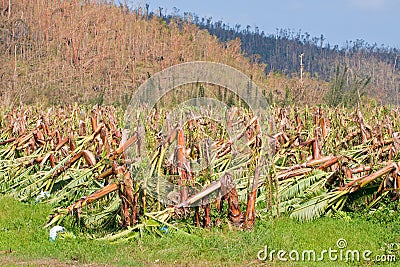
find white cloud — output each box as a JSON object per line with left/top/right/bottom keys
{"left": 348, "top": 0, "right": 386, "bottom": 9}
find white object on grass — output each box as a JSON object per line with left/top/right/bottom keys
{"left": 49, "top": 225, "right": 65, "bottom": 242}
{"left": 35, "top": 191, "right": 50, "bottom": 203}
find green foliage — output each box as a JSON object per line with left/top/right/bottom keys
{"left": 324, "top": 65, "right": 371, "bottom": 107}
{"left": 354, "top": 200, "right": 400, "bottom": 225}
{"left": 283, "top": 86, "right": 292, "bottom": 106}
{"left": 0, "top": 195, "right": 397, "bottom": 266}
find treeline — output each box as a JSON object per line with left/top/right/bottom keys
{"left": 2, "top": 1, "right": 391, "bottom": 107}
{"left": 157, "top": 9, "right": 400, "bottom": 105}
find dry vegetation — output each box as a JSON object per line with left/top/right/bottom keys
{"left": 0, "top": 0, "right": 261, "bottom": 105}
{"left": 1, "top": 0, "right": 399, "bottom": 244}
{"left": 1, "top": 103, "right": 400, "bottom": 240}
{"left": 0, "top": 0, "right": 329, "bottom": 107}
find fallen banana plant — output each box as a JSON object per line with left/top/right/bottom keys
{"left": 1, "top": 104, "right": 400, "bottom": 239}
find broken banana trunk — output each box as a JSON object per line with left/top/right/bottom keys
{"left": 220, "top": 173, "right": 244, "bottom": 227}
{"left": 176, "top": 173, "right": 245, "bottom": 228}
{"left": 244, "top": 163, "right": 262, "bottom": 229}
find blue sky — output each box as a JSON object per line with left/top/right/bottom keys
{"left": 137, "top": 0, "right": 400, "bottom": 48}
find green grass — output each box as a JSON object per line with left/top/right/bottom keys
{"left": 0, "top": 195, "right": 399, "bottom": 266}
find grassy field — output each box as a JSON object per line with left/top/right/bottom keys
{"left": 0, "top": 195, "right": 398, "bottom": 266}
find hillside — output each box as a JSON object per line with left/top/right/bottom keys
{"left": 0, "top": 0, "right": 331, "bottom": 107}
{"left": 198, "top": 20, "right": 400, "bottom": 105}
{"left": 160, "top": 12, "right": 400, "bottom": 105}
{"left": 0, "top": 0, "right": 264, "bottom": 106}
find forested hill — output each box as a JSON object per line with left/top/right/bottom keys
{"left": 160, "top": 12, "right": 400, "bottom": 105}
{"left": 201, "top": 23, "right": 399, "bottom": 78}
{"left": 1, "top": 1, "right": 398, "bottom": 106}
{"left": 0, "top": 1, "right": 271, "bottom": 106}
{"left": 200, "top": 20, "right": 400, "bottom": 104}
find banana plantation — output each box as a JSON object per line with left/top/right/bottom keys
{"left": 1, "top": 104, "right": 400, "bottom": 241}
